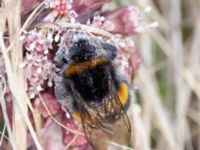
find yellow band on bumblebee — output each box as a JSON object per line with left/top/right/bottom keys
{"left": 65, "top": 56, "right": 107, "bottom": 76}
{"left": 72, "top": 111, "right": 82, "bottom": 122}
{"left": 118, "top": 82, "right": 129, "bottom": 105}
{"left": 72, "top": 111, "right": 96, "bottom": 125}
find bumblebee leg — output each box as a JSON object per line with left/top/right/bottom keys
{"left": 54, "top": 75, "right": 75, "bottom": 113}
{"left": 54, "top": 46, "right": 69, "bottom": 66}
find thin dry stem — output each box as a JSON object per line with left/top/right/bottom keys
{"left": 138, "top": 66, "right": 178, "bottom": 150}
{"left": 36, "top": 90, "right": 84, "bottom": 136}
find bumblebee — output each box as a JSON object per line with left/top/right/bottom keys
{"left": 54, "top": 33, "right": 131, "bottom": 148}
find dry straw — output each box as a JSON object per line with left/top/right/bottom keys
{"left": 0, "top": 0, "right": 199, "bottom": 150}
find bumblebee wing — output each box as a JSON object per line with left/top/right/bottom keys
{"left": 69, "top": 83, "right": 113, "bottom": 148}
{"left": 100, "top": 71, "right": 132, "bottom": 147}
{"left": 69, "top": 84, "right": 94, "bottom": 145}
{"left": 105, "top": 70, "right": 131, "bottom": 133}
{"left": 68, "top": 72, "right": 131, "bottom": 147}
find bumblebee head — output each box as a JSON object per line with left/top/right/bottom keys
{"left": 69, "top": 39, "right": 97, "bottom": 63}
{"left": 54, "top": 35, "right": 118, "bottom": 68}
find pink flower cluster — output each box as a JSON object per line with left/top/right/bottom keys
{"left": 45, "top": 0, "right": 78, "bottom": 17}
{"left": 114, "top": 40, "right": 141, "bottom": 81}
{"left": 34, "top": 92, "right": 61, "bottom": 118}
{"left": 62, "top": 118, "right": 88, "bottom": 147}
{"left": 23, "top": 29, "right": 57, "bottom": 98}
{"left": 48, "top": 0, "right": 72, "bottom": 14}
{"left": 103, "top": 6, "right": 143, "bottom": 36}
{"left": 89, "top": 6, "right": 143, "bottom": 36}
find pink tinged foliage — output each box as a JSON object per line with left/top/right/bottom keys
{"left": 34, "top": 92, "right": 61, "bottom": 118}
{"left": 73, "top": 0, "right": 111, "bottom": 23}
{"left": 73, "top": 0, "right": 110, "bottom": 13}
{"left": 43, "top": 138, "right": 65, "bottom": 150}
{"left": 129, "top": 41, "right": 141, "bottom": 72}
{"left": 114, "top": 40, "right": 141, "bottom": 81}
{"left": 114, "top": 49, "right": 133, "bottom": 82}
{"left": 27, "top": 118, "right": 65, "bottom": 150}
{"left": 21, "top": 0, "right": 43, "bottom": 12}
{"left": 62, "top": 118, "right": 88, "bottom": 147}
{"left": 103, "top": 6, "right": 143, "bottom": 36}
{"left": 42, "top": 119, "right": 65, "bottom": 150}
